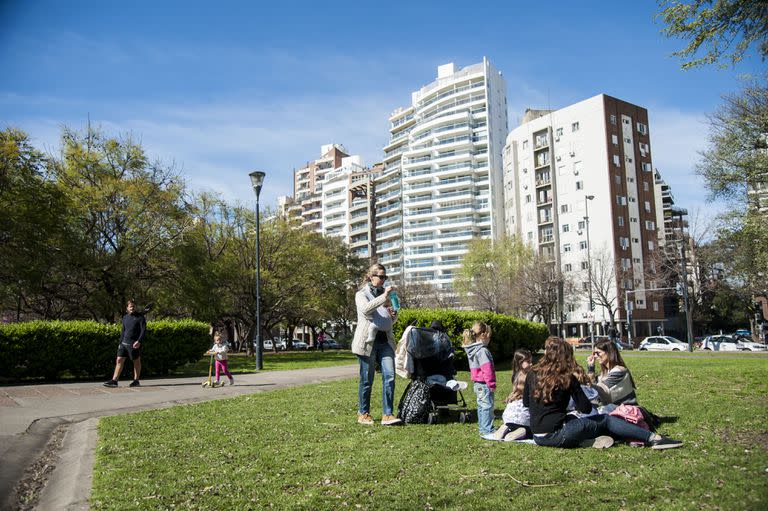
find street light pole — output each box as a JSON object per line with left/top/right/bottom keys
{"left": 584, "top": 195, "right": 595, "bottom": 350}
{"left": 249, "top": 171, "right": 266, "bottom": 370}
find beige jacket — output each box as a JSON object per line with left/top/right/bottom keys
{"left": 351, "top": 286, "right": 396, "bottom": 357}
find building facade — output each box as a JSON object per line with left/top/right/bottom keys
{"left": 503, "top": 94, "right": 664, "bottom": 338}
{"left": 377, "top": 59, "right": 508, "bottom": 290}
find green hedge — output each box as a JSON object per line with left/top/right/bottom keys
{"left": 394, "top": 309, "right": 548, "bottom": 369}
{"left": 0, "top": 319, "right": 210, "bottom": 381}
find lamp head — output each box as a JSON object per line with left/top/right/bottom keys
{"left": 585, "top": 195, "right": 595, "bottom": 201}
{"left": 249, "top": 171, "right": 266, "bottom": 198}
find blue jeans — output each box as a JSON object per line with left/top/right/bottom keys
{"left": 357, "top": 341, "right": 395, "bottom": 416}
{"left": 473, "top": 382, "right": 495, "bottom": 434}
{"left": 533, "top": 414, "right": 654, "bottom": 448}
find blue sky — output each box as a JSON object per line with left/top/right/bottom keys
{"left": 1, "top": 0, "right": 762, "bottom": 223}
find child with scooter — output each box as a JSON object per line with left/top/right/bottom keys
{"left": 206, "top": 332, "right": 234, "bottom": 387}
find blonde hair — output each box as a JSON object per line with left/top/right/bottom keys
{"left": 213, "top": 332, "right": 222, "bottom": 342}
{"left": 361, "top": 263, "right": 386, "bottom": 287}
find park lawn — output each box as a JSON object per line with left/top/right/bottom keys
{"left": 92, "top": 354, "right": 768, "bottom": 510}
{"left": 169, "top": 350, "right": 358, "bottom": 377}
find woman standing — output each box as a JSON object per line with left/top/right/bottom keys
{"left": 352, "top": 263, "right": 402, "bottom": 426}
{"left": 523, "top": 337, "right": 682, "bottom": 449}
{"left": 587, "top": 339, "right": 637, "bottom": 407}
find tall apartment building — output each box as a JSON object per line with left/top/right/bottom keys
{"left": 378, "top": 59, "right": 508, "bottom": 290}
{"left": 279, "top": 145, "right": 378, "bottom": 259}
{"left": 503, "top": 94, "right": 664, "bottom": 338}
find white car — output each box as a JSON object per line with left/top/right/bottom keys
{"left": 700, "top": 335, "right": 744, "bottom": 352}
{"left": 738, "top": 340, "right": 767, "bottom": 351}
{"left": 638, "top": 336, "right": 688, "bottom": 351}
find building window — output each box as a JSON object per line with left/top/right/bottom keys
{"left": 522, "top": 140, "right": 529, "bottom": 149}
{"left": 645, "top": 220, "right": 655, "bottom": 230}
{"left": 614, "top": 174, "right": 621, "bottom": 184}
{"left": 564, "top": 243, "right": 572, "bottom": 252}
{"left": 556, "top": 127, "right": 563, "bottom": 137}
{"left": 630, "top": 217, "right": 637, "bottom": 223}
{"left": 648, "top": 240, "right": 655, "bottom": 250}
{"left": 617, "top": 216, "right": 625, "bottom": 227}
{"left": 527, "top": 231, "right": 533, "bottom": 240}
{"left": 562, "top": 224, "right": 570, "bottom": 233}
{"left": 643, "top": 181, "right": 649, "bottom": 191}
{"left": 612, "top": 134, "right": 618, "bottom": 145}
{"left": 653, "top": 301, "right": 659, "bottom": 311}
{"left": 561, "top": 204, "right": 569, "bottom": 213}
{"left": 610, "top": 114, "right": 617, "bottom": 125}
{"left": 526, "top": 194, "right": 531, "bottom": 203}
{"left": 578, "top": 220, "right": 586, "bottom": 230}
{"left": 582, "top": 282, "right": 589, "bottom": 291}
{"left": 642, "top": 162, "right": 652, "bottom": 172}
{"left": 620, "top": 237, "right": 629, "bottom": 249}
{"left": 616, "top": 195, "right": 627, "bottom": 206}
{"left": 581, "top": 261, "right": 589, "bottom": 270}
{"left": 632, "top": 237, "right": 639, "bottom": 243}
{"left": 572, "top": 122, "right": 580, "bottom": 132}
{"left": 564, "top": 263, "right": 572, "bottom": 272}
{"left": 576, "top": 181, "right": 583, "bottom": 190}
{"left": 644, "top": 200, "right": 651, "bottom": 212}
{"left": 626, "top": 156, "right": 633, "bottom": 163}
{"left": 579, "top": 240, "right": 588, "bottom": 250}
{"left": 637, "top": 122, "right": 648, "bottom": 135}
{"left": 613, "top": 155, "right": 621, "bottom": 167}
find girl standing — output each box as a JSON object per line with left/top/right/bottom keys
{"left": 463, "top": 321, "right": 496, "bottom": 437}
{"left": 207, "top": 332, "right": 234, "bottom": 387}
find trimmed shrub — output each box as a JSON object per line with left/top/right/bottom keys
{"left": 0, "top": 319, "right": 210, "bottom": 381}
{"left": 394, "top": 308, "right": 548, "bottom": 369}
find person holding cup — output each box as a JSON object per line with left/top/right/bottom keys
{"left": 351, "top": 263, "right": 402, "bottom": 426}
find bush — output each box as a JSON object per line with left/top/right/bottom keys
{"left": 394, "top": 308, "right": 548, "bottom": 369}
{"left": 0, "top": 319, "right": 210, "bottom": 381}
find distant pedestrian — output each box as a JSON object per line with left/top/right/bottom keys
{"left": 317, "top": 332, "right": 325, "bottom": 352}
{"left": 104, "top": 300, "right": 146, "bottom": 388}
{"left": 206, "top": 332, "right": 234, "bottom": 386}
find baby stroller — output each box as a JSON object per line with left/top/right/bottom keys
{"left": 397, "top": 326, "right": 469, "bottom": 424}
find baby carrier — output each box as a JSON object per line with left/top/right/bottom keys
{"left": 396, "top": 326, "right": 469, "bottom": 424}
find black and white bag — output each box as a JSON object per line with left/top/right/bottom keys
{"left": 397, "top": 379, "right": 431, "bottom": 424}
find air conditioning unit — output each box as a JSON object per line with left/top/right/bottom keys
{"left": 555, "top": 155, "right": 561, "bottom": 161}
{"left": 569, "top": 151, "right": 575, "bottom": 157}
{"left": 573, "top": 169, "right": 579, "bottom": 175}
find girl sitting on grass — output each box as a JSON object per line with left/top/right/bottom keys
{"left": 488, "top": 348, "right": 532, "bottom": 441}
{"left": 524, "top": 337, "right": 682, "bottom": 449}
{"left": 587, "top": 339, "right": 637, "bottom": 409}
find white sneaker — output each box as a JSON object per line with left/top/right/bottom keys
{"left": 228, "top": 379, "right": 235, "bottom": 386}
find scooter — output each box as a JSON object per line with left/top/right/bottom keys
{"left": 201, "top": 353, "right": 219, "bottom": 388}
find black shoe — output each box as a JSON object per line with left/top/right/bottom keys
{"left": 649, "top": 437, "right": 683, "bottom": 450}
{"left": 129, "top": 380, "right": 141, "bottom": 387}
{"left": 103, "top": 380, "right": 118, "bottom": 388}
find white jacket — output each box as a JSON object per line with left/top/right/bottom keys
{"left": 351, "top": 286, "right": 396, "bottom": 357}
{"left": 210, "top": 343, "right": 229, "bottom": 361}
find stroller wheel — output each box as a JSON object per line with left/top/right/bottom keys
{"left": 458, "top": 411, "right": 468, "bottom": 424}
{"left": 427, "top": 412, "right": 439, "bottom": 425}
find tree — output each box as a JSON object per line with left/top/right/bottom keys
{"left": 658, "top": 0, "right": 768, "bottom": 69}
{"left": 454, "top": 236, "right": 533, "bottom": 314}
{"left": 48, "top": 125, "right": 189, "bottom": 321}
{"left": 697, "top": 82, "right": 768, "bottom": 299}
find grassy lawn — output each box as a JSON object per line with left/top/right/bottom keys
{"left": 169, "top": 350, "right": 358, "bottom": 377}
{"left": 92, "top": 353, "right": 767, "bottom": 510}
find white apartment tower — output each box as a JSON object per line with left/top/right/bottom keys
{"left": 503, "top": 94, "right": 664, "bottom": 338}
{"left": 378, "top": 59, "right": 508, "bottom": 289}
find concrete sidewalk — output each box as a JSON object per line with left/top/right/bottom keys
{"left": 0, "top": 364, "right": 358, "bottom": 510}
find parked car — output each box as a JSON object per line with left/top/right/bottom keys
{"left": 262, "top": 339, "right": 274, "bottom": 351}
{"left": 638, "top": 336, "right": 687, "bottom": 351}
{"left": 700, "top": 335, "right": 744, "bottom": 352}
{"left": 735, "top": 329, "right": 751, "bottom": 337}
{"left": 290, "top": 339, "right": 309, "bottom": 350}
{"left": 323, "top": 338, "right": 341, "bottom": 349}
{"left": 737, "top": 339, "right": 767, "bottom": 352}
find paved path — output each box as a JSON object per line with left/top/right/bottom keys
{"left": 0, "top": 365, "right": 358, "bottom": 510}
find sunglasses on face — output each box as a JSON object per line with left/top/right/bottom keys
{"left": 372, "top": 274, "right": 387, "bottom": 280}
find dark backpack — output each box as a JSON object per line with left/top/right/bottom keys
{"left": 397, "top": 379, "right": 431, "bottom": 424}
{"left": 639, "top": 406, "right": 662, "bottom": 432}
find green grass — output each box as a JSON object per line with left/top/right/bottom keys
{"left": 92, "top": 353, "right": 768, "bottom": 510}
{"left": 169, "top": 350, "right": 358, "bottom": 377}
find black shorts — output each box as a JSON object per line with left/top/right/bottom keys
{"left": 117, "top": 343, "right": 141, "bottom": 360}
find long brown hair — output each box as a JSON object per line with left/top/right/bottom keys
{"left": 533, "top": 337, "right": 576, "bottom": 403}
{"left": 506, "top": 349, "right": 532, "bottom": 402}
{"left": 594, "top": 339, "right": 635, "bottom": 387}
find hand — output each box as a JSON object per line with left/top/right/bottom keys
{"left": 587, "top": 354, "right": 596, "bottom": 365}
{"left": 132, "top": 341, "right": 141, "bottom": 349}
{"left": 386, "top": 306, "right": 397, "bottom": 318}
{"left": 384, "top": 285, "right": 395, "bottom": 296}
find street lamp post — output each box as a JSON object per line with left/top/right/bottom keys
{"left": 249, "top": 170, "right": 266, "bottom": 370}
{"left": 584, "top": 195, "right": 595, "bottom": 350}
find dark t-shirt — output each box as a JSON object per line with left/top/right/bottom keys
{"left": 121, "top": 313, "right": 146, "bottom": 345}
{"left": 523, "top": 371, "right": 592, "bottom": 434}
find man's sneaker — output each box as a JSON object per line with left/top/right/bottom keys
{"left": 649, "top": 437, "right": 684, "bottom": 450}
{"left": 129, "top": 380, "right": 141, "bottom": 387}
{"left": 503, "top": 427, "right": 528, "bottom": 442}
{"left": 381, "top": 415, "right": 402, "bottom": 426}
{"left": 103, "top": 380, "right": 118, "bottom": 388}
{"left": 357, "top": 413, "right": 375, "bottom": 425}
{"left": 580, "top": 435, "right": 614, "bottom": 449}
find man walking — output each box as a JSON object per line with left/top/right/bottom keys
{"left": 104, "top": 300, "right": 146, "bottom": 387}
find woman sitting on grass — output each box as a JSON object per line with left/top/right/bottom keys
{"left": 523, "top": 337, "right": 682, "bottom": 449}
{"left": 587, "top": 339, "right": 637, "bottom": 409}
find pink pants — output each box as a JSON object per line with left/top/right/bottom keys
{"left": 215, "top": 360, "right": 232, "bottom": 381}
